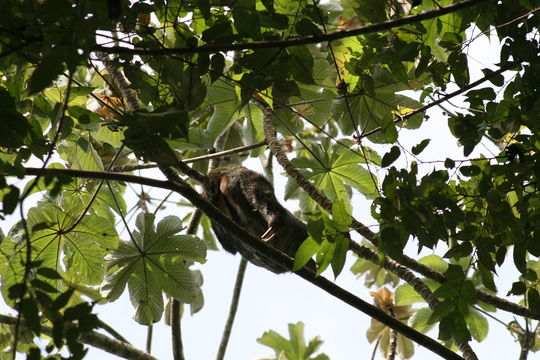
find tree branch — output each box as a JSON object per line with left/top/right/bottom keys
{"left": 216, "top": 258, "right": 248, "bottom": 360}
{"left": 0, "top": 314, "right": 157, "bottom": 360}
{"left": 93, "top": 0, "right": 494, "bottom": 57}
{"left": 360, "top": 62, "right": 519, "bottom": 139}
{"left": 171, "top": 209, "right": 203, "bottom": 360}
{"left": 171, "top": 299, "right": 185, "bottom": 360}
{"left": 111, "top": 140, "right": 267, "bottom": 172}
{"left": 97, "top": 319, "right": 130, "bottom": 344}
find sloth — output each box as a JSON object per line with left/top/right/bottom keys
{"left": 202, "top": 165, "right": 308, "bottom": 273}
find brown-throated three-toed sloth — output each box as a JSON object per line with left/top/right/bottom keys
{"left": 202, "top": 165, "right": 308, "bottom": 273}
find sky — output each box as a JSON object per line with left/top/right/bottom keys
{"left": 0, "top": 26, "right": 530, "bottom": 360}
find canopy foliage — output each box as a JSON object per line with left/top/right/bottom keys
{"left": 1, "top": 0, "right": 540, "bottom": 359}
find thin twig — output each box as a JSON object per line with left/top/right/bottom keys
{"left": 171, "top": 210, "right": 203, "bottom": 360}
{"left": 360, "top": 62, "right": 518, "bottom": 139}
{"left": 388, "top": 307, "right": 397, "bottom": 360}
{"left": 98, "top": 319, "right": 131, "bottom": 344}
{"left": 112, "top": 141, "right": 267, "bottom": 172}
{"left": 216, "top": 258, "right": 248, "bottom": 360}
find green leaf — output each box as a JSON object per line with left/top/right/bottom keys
{"left": 53, "top": 288, "right": 75, "bottom": 311}
{"left": 459, "top": 165, "right": 481, "bottom": 177}
{"left": 465, "top": 309, "right": 488, "bottom": 342}
{"left": 209, "top": 53, "right": 226, "bottom": 83}
{"left": 258, "top": 330, "right": 293, "bottom": 356}
{"left": 408, "top": 307, "right": 436, "bottom": 333}
{"left": 2, "top": 186, "right": 20, "bottom": 215}
{"left": 242, "top": 104, "right": 265, "bottom": 151}
{"left": 513, "top": 244, "right": 527, "bottom": 273}
{"left": 30, "top": 279, "right": 58, "bottom": 293}
{"left": 421, "top": 4, "right": 465, "bottom": 62}
{"left": 331, "top": 149, "right": 378, "bottom": 197}
{"left": 21, "top": 297, "right": 41, "bottom": 335}
{"left": 382, "top": 146, "right": 401, "bottom": 167}
{"left": 528, "top": 289, "right": 540, "bottom": 315}
{"left": 233, "top": 9, "right": 260, "bottom": 38}
{"left": 288, "top": 322, "right": 306, "bottom": 359}
{"left": 0, "top": 198, "right": 118, "bottom": 301}
{"left": 332, "top": 199, "right": 352, "bottom": 227}
{"left": 451, "top": 312, "right": 471, "bottom": 342}
{"left": 28, "top": 55, "right": 64, "bottom": 94}
{"left": 206, "top": 97, "right": 240, "bottom": 140}
{"left": 259, "top": 11, "right": 289, "bottom": 29}
{"left": 70, "top": 137, "right": 104, "bottom": 171}
{"left": 448, "top": 52, "right": 469, "bottom": 87}
{"left": 315, "top": 238, "right": 336, "bottom": 276}
{"left": 395, "top": 284, "right": 424, "bottom": 305}
{"left": 443, "top": 242, "right": 473, "bottom": 259}
{"left": 412, "top": 139, "right": 431, "bottom": 155}
{"left": 257, "top": 322, "right": 329, "bottom": 360}
{"left": 37, "top": 267, "right": 63, "bottom": 280}
{"left": 306, "top": 219, "right": 325, "bottom": 243}
{"left": 295, "top": 18, "right": 322, "bottom": 36}
{"left": 102, "top": 213, "right": 206, "bottom": 324}
{"left": 201, "top": 19, "right": 233, "bottom": 43}
{"left": 429, "top": 299, "right": 454, "bottom": 324}
{"left": 444, "top": 158, "right": 455, "bottom": 169}
{"left": 482, "top": 68, "right": 505, "bottom": 86}
{"left": 331, "top": 234, "right": 349, "bottom": 278}
{"left": 293, "top": 237, "right": 320, "bottom": 271}
{"left": 0, "top": 87, "right": 34, "bottom": 149}
{"left": 418, "top": 255, "right": 448, "bottom": 273}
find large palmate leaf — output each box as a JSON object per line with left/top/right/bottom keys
{"left": 0, "top": 197, "right": 118, "bottom": 303}
{"left": 290, "top": 143, "right": 378, "bottom": 202}
{"left": 101, "top": 213, "right": 206, "bottom": 324}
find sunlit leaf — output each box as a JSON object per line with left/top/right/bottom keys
{"left": 102, "top": 213, "right": 206, "bottom": 325}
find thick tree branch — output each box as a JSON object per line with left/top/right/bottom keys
{"left": 0, "top": 314, "right": 157, "bottom": 360}
{"left": 20, "top": 164, "right": 540, "bottom": 322}
{"left": 260, "top": 107, "right": 489, "bottom": 356}
{"left": 93, "top": 0, "right": 494, "bottom": 57}
{"left": 97, "top": 53, "right": 139, "bottom": 112}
